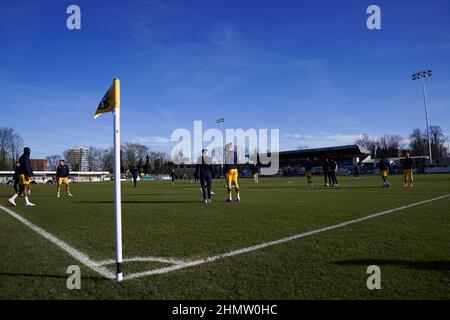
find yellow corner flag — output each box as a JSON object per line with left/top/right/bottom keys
{"left": 94, "top": 78, "right": 120, "bottom": 119}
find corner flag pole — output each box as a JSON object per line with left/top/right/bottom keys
{"left": 94, "top": 77, "right": 123, "bottom": 281}
{"left": 113, "top": 78, "right": 123, "bottom": 281}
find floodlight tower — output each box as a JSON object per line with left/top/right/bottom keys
{"left": 412, "top": 70, "right": 433, "bottom": 165}
{"left": 216, "top": 117, "right": 225, "bottom": 176}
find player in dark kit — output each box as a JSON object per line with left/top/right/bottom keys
{"left": 196, "top": 149, "right": 213, "bottom": 203}
{"left": 304, "top": 158, "right": 314, "bottom": 188}
{"left": 322, "top": 158, "right": 329, "bottom": 187}
{"left": 131, "top": 166, "right": 139, "bottom": 187}
{"left": 353, "top": 162, "right": 360, "bottom": 180}
{"left": 378, "top": 156, "right": 391, "bottom": 187}
{"left": 402, "top": 153, "right": 416, "bottom": 188}
{"left": 12, "top": 161, "right": 22, "bottom": 195}
{"left": 251, "top": 163, "right": 259, "bottom": 184}
{"left": 328, "top": 159, "right": 338, "bottom": 187}
{"left": 194, "top": 168, "right": 199, "bottom": 183}
{"left": 8, "top": 147, "right": 35, "bottom": 206}
{"left": 56, "top": 159, "right": 73, "bottom": 197}
{"left": 170, "top": 169, "right": 176, "bottom": 185}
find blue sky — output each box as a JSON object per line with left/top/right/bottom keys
{"left": 1, "top": 0, "right": 449, "bottom": 158}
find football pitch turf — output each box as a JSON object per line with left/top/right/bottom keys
{"left": 0, "top": 174, "right": 449, "bottom": 299}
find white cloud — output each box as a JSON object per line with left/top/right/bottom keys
{"left": 282, "top": 132, "right": 369, "bottom": 150}
{"left": 135, "top": 136, "right": 172, "bottom": 145}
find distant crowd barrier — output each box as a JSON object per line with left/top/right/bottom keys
{"left": 424, "top": 167, "right": 450, "bottom": 174}
{"left": 0, "top": 171, "right": 110, "bottom": 185}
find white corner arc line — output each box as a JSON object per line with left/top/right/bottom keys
{"left": 0, "top": 204, "right": 115, "bottom": 280}
{"left": 96, "top": 256, "right": 186, "bottom": 266}
{"left": 124, "top": 193, "right": 450, "bottom": 281}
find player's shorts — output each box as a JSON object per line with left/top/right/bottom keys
{"left": 58, "top": 177, "right": 69, "bottom": 185}
{"left": 382, "top": 170, "right": 389, "bottom": 177}
{"left": 18, "top": 174, "right": 31, "bottom": 186}
{"left": 227, "top": 169, "right": 238, "bottom": 183}
{"left": 306, "top": 170, "right": 312, "bottom": 177}
{"left": 404, "top": 169, "right": 413, "bottom": 177}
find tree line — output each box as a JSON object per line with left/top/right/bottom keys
{"left": 0, "top": 127, "right": 174, "bottom": 173}
{"left": 355, "top": 125, "right": 448, "bottom": 160}
{"left": 47, "top": 143, "right": 174, "bottom": 174}
{"left": 1, "top": 125, "right": 448, "bottom": 171}
{"left": 0, "top": 127, "right": 24, "bottom": 170}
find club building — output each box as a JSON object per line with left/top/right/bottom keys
{"left": 267, "top": 144, "right": 437, "bottom": 176}
{"left": 175, "top": 144, "right": 372, "bottom": 178}
{"left": 269, "top": 144, "right": 371, "bottom": 176}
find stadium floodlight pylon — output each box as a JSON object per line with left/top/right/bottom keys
{"left": 411, "top": 70, "right": 433, "bottom": 165}
{"left": 94, "top": 78, "right": 123, "bottom": 281}
{"left": 216, "top": 117, "right": 225, "bottom": 176}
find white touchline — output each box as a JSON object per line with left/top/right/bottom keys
{"left": 1, "top": 194, "right": 449, "bottom": 282}
{"left": 124, "top": 193, "right": 450, "bottom": 281}
{"left": 0, "top": 204, "right": 115, "bottom": 280}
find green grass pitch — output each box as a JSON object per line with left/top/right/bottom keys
{"left": 1, "top": 174, "right": 449, "bottom": 299}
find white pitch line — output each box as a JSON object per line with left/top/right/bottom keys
{"left": 0, "top": 204, "right": 115, "bottom": 280}
{"left": 124, "top": 193, "right": 450, "bottom": 281}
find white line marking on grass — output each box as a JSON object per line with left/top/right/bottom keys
{"left": 96, "top": 256, "right": 186, "bottom": 266}
{"left": 124, "top": 193, "right": 450, "bottom": 281}
{"left": 0, "top": 204, "right": 115, "bottom": 280}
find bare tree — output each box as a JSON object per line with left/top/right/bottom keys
{"left": 63, "top": 149, "right": 81, "bottom": 171}
{"left": 409, "top": 128, "right": 428, "bottom": 156}
{"left": 171, "top": 151, "right": 182, "bottom": 166}
{"left": 409, "top": 126, "right": 447, "bottom": 162}
{"left": 0, "top": 127, "right": 25, "bottom": 170}
{"left": 99, "top": 147, "right": 114, "bottom": 172}
{"left": 212, "top": 146, "right": 224, "bottom": 165}
{"left": 46, "top": 155, "right": 62, "bottom": 170}
{"left": 0, "top": 127, "right": 14, "bottom": 169}
{"left": 122, "top": 143, "right": 149, "bottom": 171}
{"left": 10, "top": 133, "right": 24, "bottom": 167}
{"left": 429, "top": 125, "right": 447, "bottom": 161}
{"left": 356, "top": 134, "right": 379, "bottom": 157}
{"left": 87, "top": 147, "right": 102, "bottom": 171}
{"left": 140, "top": 150, "right": 171, "bottom": 173}
{"left": 377, "top": 134, "right": 404, "bottom": 157}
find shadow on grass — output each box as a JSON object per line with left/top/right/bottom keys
{"left": 333, "top": 259, "right": 450, "bottom": 272}
{"left": 76, "top": 200, "right": 202, "bottom": 204}
{"left": 246, "top": 185, "right": 383, "bottom": 190}
{"left": 0, "top": 272, "right": 109, "bottom": 282}
{"left": 122, "top": 193, "right": 194, "bottom": 196}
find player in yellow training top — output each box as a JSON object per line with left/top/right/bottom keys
{"left": 225, "top": 144, "right": 240, "bottom": 202}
